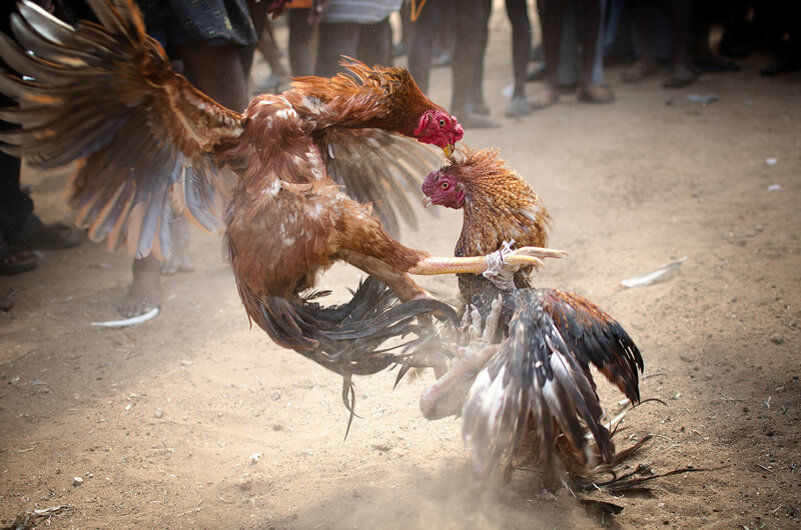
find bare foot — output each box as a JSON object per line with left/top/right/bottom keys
{"left": 531, "top": 83, "right": 558, "bottom": 109}
{"left": 161, "top": 217, "right": 194, "bottom": 275}
{"left": 579, "top": 83, "right": 615, "bottom": 104}
{"left": 117, "top": 255, "right": 161, "bottom": 317}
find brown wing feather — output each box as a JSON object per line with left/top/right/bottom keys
{"left": 318, "top": 128, "right": 443, "bottom": 237}
{"left": 0, "top": 0, "right": 243, "bottom": 258}
{"left": 286, "top": 57, "right": 437, "bottom": 135}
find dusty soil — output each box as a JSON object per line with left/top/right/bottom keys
{"left": 2, "top": 10, "right": 801, "bottom": 530}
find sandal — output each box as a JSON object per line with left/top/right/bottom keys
{"left": 505, "top": 96, "right": 533, "bottom": 118}
{"left": 0, "top": 247, "right": 38, "bottom": 275}
{"left": 16, "top": 220, "right": 82, "bottom": 250}
{"left": 0, "top": 295, "right": 12, "bottom": 312}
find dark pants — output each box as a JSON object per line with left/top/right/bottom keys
{"left": 407, "top": 0, "right": 491, "bottom": 112}
{"left": 0, "top": 81, "right": 33, "bottom": 244}
{"left": 315, "top": 18, "right": 393, "bottom": 77}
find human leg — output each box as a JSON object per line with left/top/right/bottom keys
{"left": 577, "top": 0, "right": 614, "bottom": 103}
{"left": 407, "top": 0, "right": 446, "bottom": 94}
{"left": 622, "top": 0, "right": 658, "bottom": 83}
{"left": 117, "top": 42, "right": 252, "bottom": 317}
{"left": 288, "top": 9, "right": 315, "bottom": 76}
{"left": 452, "top": 0, "right": 497, "bottom": 127}
{"left": 505, "top": 0, "right": 533, "bottom": 116}
{"left": 315, "top": 22, "right": 360, "bottom": 77}
{"left": 533, "top": 0, "right": 563, "bottom": 107}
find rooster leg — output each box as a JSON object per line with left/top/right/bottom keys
{"left": 420, "top": 343, "right": 500, "bottom": 420}
{"left": 408, "top": 245, "right": 564, "bottom": 275}
{"left": 338, "top": 250, "right": 430, "bottom": 301}
{"left": 420, "top": 298, "right": 503, "bottom": 420}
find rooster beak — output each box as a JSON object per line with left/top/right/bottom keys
{"left": 442, "top": 144, "right": 454, "bottom": 158}
{"left": 422, "top": 196, "right": 432, "bottom": 208}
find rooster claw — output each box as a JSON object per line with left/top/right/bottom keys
{"left": 483, "top": 242, "right": 564, "bottom": 290}
{"left": 513, "top": 246, "right": 568, "bottom": 260}
{"left": 500, "top": 244, "right": 568, "bottom": 269}
{"left": 504, "top": 254, "right": 545, "bottom": 268}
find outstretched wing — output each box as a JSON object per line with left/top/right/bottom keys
{"left": 0, "top": 0, "right": 245, "bottom": 258}
{"left": 318, "top": 128, "right": 443, "bottom": 237}
{"left": 461, "top": 288, "right": 643, "bottom": 479}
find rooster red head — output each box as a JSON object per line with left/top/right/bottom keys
{"left": 413, "top": 109, "right": 464, "bottom": 156}
{"left": 421, "top": 167, "right": 466, "bottom": 209}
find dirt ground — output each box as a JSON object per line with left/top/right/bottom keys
{"left": 2, "top": 9, "right": 801, "bottom": 530}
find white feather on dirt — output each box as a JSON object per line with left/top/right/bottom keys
{"left": 620, "top": 257, "right": 687, "bottom": 288}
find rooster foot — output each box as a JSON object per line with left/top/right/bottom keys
{"left": 484, "top": 242, "right": 566, "bottom": 290}
{"left": 419, "top": 297, "right": 503, "bottom": 420}
{"left": 419, "top": 342, "right": 498, "bottom": 420}
{"left": 509, "top": 245, "right": 567, "bottom": 261}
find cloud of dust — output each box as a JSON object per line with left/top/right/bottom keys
{"left": 280, "top": 458, "right": 585, "bottom": 529}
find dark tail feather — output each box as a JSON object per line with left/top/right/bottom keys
{"left": 254, "top": 277, "right": 457, "bottom": 422}
{"left": 462, "top": 289, "right": 640, "bottom": 480}
{"left": 258, "top": 277, "right": 456, "bottom": 375}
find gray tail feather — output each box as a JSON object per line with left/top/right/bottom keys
{"left": 256, "top": 277, "right": 457, "bottom": 433}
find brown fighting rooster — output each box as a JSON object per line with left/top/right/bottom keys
{"left": 0, "top": 2, "right": 552, "bottom": 387}
{"left": 419, "top": 147, "right": 644, "bottom": 484}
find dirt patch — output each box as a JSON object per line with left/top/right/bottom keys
{"left": 2, "top": 11, "right": 801, "bottom": 529}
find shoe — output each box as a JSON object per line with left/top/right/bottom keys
{"left": 16, "top": 219, "right": 82, "bottom": 250}
{"left": 578, "top": 83, "right": 615, "bottom": 104}
{"left": 0, "top": 294, "right": 12, "bottom": 312}
{"left": 760, "top": 56, "right": 801, "bottom": 76}
{"left": 505, "top": 96, "right": 533, "bottom": 118}
{"left": 0, "top": 247, "right": 37, "bottom": 275}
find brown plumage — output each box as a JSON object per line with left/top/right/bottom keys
{"left": 420, "top": 146, "right": 644, "bottom": 483}
{"left": 0, "top": 2, "right": 554, "bottom": 395}
{"left": 423, "top": 147, "right": 550, "bottom": 313}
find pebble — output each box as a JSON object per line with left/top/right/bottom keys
{"left": 770, "top": 334, "right": 784, "bottom": 345}
{"left": 180, "top": 359, "right": 192, "bottom": 366}
{"left": 154, "top": 408, "right": 163, "bottom": 418}
{"left": 73, "top": 477, "right": 83, "bottom": 486}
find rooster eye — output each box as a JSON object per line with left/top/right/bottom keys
{"left": 440, "top": 181, "right": 449, "bottom": 190}
{"left": 438, "top": 119, "right": 446, "bottom": 127}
